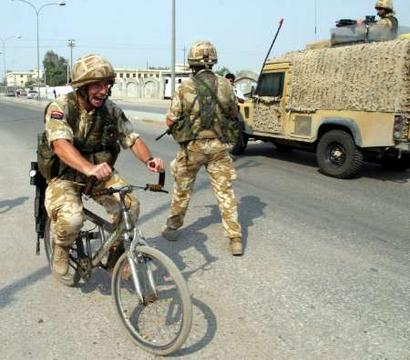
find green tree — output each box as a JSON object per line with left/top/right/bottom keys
{"left": 43, "top": 51, "right": 68, "bottom": 86}
{"left": 25, "top": 79, "right": 36, "bottom": 88}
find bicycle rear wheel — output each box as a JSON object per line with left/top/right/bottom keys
{"left": 112, "top": 246, "right": 192, "bottom": 355}
{"left": 44, "top": 218, "right": 81, "bottom": 287}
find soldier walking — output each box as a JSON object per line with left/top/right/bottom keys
{"left": 161, "top": 41, "right": 243, "bottom": 256}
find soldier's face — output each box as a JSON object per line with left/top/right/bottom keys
{"left": 87, "top": 80, "right": 111, "bottom": 108}
{"left": 376, "top": 7, "right": 386, "bottom": 17}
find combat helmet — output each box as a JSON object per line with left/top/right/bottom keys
{"left": 375, "top": 0, "right": 394, "bottom": 12}
{"left": 70, "top": 54, "right": 115, "bottom": 89}
{"left": 187, "top": 41, "right": 218, "bottom": 68}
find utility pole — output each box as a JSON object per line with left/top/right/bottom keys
{"left": 68, "top": 39, "right": 75, "bottom": 70}
{"left": 66, "top": 63, "right": 69, "bottom": 84}
{"left": 171, "top": 0, "right": 176, "bottom": 97}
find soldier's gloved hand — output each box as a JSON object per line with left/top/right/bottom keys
{"left": 146, "top": 157, "right": 165, "bottom": 173}
{"left": 85, "top": 162, "right": 112, "bottom": 180}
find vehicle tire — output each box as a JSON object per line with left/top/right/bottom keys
{"left": 316, "top": 130, "right": 363, "bottom": 179}
{"left": 230, "top": 131, "right": 248, "bottom": 155}
{"left": 381, "top": 155, "right": 410, "bottom": 171}
{"left": 44, "top": 217, "right": 81, "bottom": 287}
{"left": 112, "top": 246, "right": 192, "bottom": 356}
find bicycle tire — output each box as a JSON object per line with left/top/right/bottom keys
{"left": 44, "top": 217, "right": 81, "bottom": 287}
{"left": 112, "top": 246, "right": 192, "bottom": 355}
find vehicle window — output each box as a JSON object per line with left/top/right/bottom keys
{"left": 256, "top": 72, "right": 285, "bottom": 97}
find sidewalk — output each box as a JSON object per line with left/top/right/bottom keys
{"left": 0, "top": 95, "right": 167, "bottom": 125}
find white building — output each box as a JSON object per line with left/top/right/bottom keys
{"left": 112, "top": 65, "right": 191, "bottom": 99}
{"left": 6, "top": 69, "right": 43, "bottom": 88}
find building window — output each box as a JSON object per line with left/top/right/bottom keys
{"left": 138, "top": 74, "right": 141, "bottom": 78}
{"left": 165, "top": 79, "right": 169, "bottom": 84}
{"left": 119, "top": 73, "right": 123, "bottom": 78}
{"left": 126, "top": 73, "right": 130, "bottom": 78}
{"left": 156, "top": 74, "right": 159, "bottom": 78}
{"left": 133, "top": 74, "right": 136, "bottom": 78}
{"left": 178, "top": 79, "right": 182, "bottom": 83}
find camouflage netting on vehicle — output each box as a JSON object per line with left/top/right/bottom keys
{"left": 253, "top": 97, "right": 283, "bottom": 133}
{"left": 282, "top": 39, "right": 410, "bottom": 113}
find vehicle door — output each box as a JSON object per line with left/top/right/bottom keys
{"left": 252, "top": 67, "right": 289, "bottom": 135}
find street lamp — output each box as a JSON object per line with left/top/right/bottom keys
{"left": 0, "top": 35, "right": 21, "bottom": 90}
{"left": 12, "top": 0, "right": 66, "bottom": 99}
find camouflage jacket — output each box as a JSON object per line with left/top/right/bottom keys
{"left": 167, "top": 69, "right": 238, "bottom": 142}
{"left": 42, "top": 91, "right": 139, "bottom": 182}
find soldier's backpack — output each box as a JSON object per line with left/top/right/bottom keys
{"left": 171, "top": 75, "right": 239, "bottom": 145}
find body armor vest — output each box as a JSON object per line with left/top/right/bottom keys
{"left": 38, "top": 91, "right": 120, "bottom": 183}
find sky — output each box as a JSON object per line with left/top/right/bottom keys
{"left": 1, "top": 0, "right": 410, "bottom": 75}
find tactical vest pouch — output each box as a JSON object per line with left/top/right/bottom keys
{"left": 171, "top": 114, "right": 197, "bottom": 145}
{"left": 219, "top": 115, "right": 240, "bottom": 144}
{"left": 37, "top": 132, "right": 60, "bottom": 181}
{"left": 194, "top": 76, "right": 240, "bottom": 144}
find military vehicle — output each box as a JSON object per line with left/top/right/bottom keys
{"left": 234, "top": 31, "right": 410, "bottom": 178}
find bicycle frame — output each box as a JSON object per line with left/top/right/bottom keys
{"left": 80, "top": 187, "right": 157, "bottom": 303}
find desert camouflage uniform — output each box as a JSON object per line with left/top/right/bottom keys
{"left": 376, "top": 13, "right": 398, "bottom": 32}
{"left": 166, "top": 69, "right": 242, "bottom": 239}
{"left": 44, "top": 93, "right": 140, "bottom": 247}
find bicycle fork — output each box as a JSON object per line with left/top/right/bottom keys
{"left": 120, "top": 194, "right": 158, "bottom": 304}
{"left": 126, "top": 229, "right": 158, "bottom": 304}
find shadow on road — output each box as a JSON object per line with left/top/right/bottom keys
{"left": 237, "top": 143, "right": 410, "bottom": 183}
{"left": 0, "top": 196, "right": 29, "bottom": 214}
{"left": 174, "top": 296, "right": 217, "bottom": 356}
{"left": 0, "top": 266, "right": 49, "bottom": 308}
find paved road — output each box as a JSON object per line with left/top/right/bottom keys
{"left": 0, "top": 99, "right": 409, "bottom": 360}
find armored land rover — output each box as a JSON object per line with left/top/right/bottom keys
{"left": 234, "top": 34, "right": 410, "bottom": 178}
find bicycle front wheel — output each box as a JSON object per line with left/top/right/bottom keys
{"left": 112, "top": 246, "right": 192, "bottom": 355}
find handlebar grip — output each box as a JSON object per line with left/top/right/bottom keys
{"left": 159, "top": 172, "right": 165, "bottom": 187}
{"left": 83, "top": 176, "right": 98, "bottom": 196}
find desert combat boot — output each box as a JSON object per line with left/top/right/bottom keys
{"left": 53, "top": 244, "right": 69, "bottom": 275}
{"left": 161, "top": 225, "right": 178, "bottom": 241}
{"left": 229, "top": 237, "right": 243, "bottom": 256}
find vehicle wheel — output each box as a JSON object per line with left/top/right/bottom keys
{"left": 44, "top": 218, "right": 81, "bottom": 287}
{"left": 381, "top": 155, "right": 410, "bottom": 171}
{"left": 230, "top": 131, "right": 248, "bottom": 155}
{"left": 112, "top": 246, "right": 192, "bottom": 355}
{"left": 316, "top": 130, "right": 363, "bottom": 178}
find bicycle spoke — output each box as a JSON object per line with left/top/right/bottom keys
{"left": 112, "top": 248, "right": 192, "bottom": 355}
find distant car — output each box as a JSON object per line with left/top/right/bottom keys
{"left": 19, "top": 90, "right": 28, "bottom": 96}
{"left": 6, "top": 90, "right": 16, "bottom": 97}
{"left": 27, "top": 90, "right": 38, "bottom": 99}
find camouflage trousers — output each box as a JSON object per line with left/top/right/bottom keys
{"left": 45, "top": 171, "right": 140, "bottom": 247}
{"left": 166, "top": 139, "right": 242, "bottom": 239}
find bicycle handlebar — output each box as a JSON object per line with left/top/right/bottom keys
{"left": 82, "top": 172, "right": 168, "bottom": 199}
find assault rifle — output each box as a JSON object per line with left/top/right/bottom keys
{"left": 30, "top": 161, "right": 47, "bottom": 255}
{"left": 336, "top": 15, "right": 376, "bottom": 27}
{"left": 155, "top": 123, "right": 175, "bottom": 141}
{"left": 155, "top": 127, "right": 172, "bottom": 141}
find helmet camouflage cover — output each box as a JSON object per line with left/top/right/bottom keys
{"left": 375, "top": 0, "right": 394, "bottom": 11}
{"left": 187, "top": 41, "right": 218, "bottom": 68}
{"left": 70, "top": 54, "right": 115, "bottom": 89}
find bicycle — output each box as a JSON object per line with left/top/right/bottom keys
{"left": 42, "top": 173, "right": 193, "bottom": 356}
